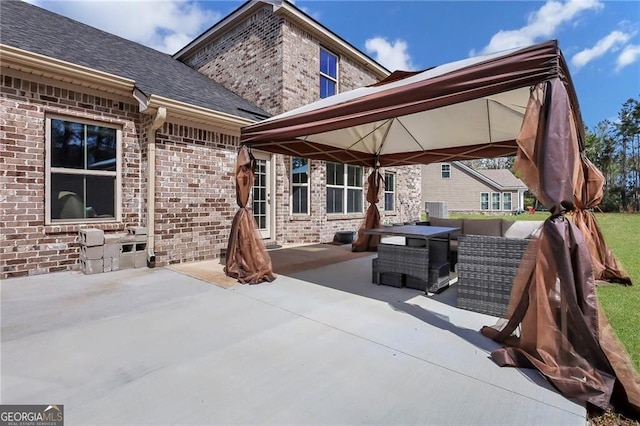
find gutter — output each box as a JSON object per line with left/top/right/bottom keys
{"left": 0, "top": 44, "right": 134, "bottom": 96}
{"left": 146, "top": 107, "right": 167, "bottom": 268}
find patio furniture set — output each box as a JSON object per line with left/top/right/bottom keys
{"left": 367, "top": 218, "right": 543, "bottom": 317}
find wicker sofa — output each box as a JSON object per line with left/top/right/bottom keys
{"left": 428, "top": 217, "right": 542, "bottom": 316}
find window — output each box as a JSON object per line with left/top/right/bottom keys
{"left": 320, "top": 48, "right": 337, "bottom": 99}
{"left": 46, "top": 116, "right": 120, "bottom": 224}
{"left": 291, "top": 157, "right": 309, "bottom": 214}
{"left": 384, "top": 173, "right": 395, "bottom": 211}
{"left": 441, "top": 163, "right": 451, "bottom": 179}
{"left": 326, "top": 162, "right": 363, "bottom": 214}
{"left": 480, "top": 193, "right": 489, "bottom": 210}
{"left": 502, "top": 192, "right": 512, "bottom": 211}
{"left": 491, "top": 192, "right": 501, "bottom": 210}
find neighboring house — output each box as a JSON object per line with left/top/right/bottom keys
{"left": 421, "top": 162, "right": 527, "bottom": 214}
{"left": 0, "top": 0, "right": 420, "bottom": 279}
{"left": 174, "top": 0, "right": 422, "bottom": 245}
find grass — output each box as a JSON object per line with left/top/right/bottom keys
{"left": 591, "top": 213, "right": 640, "bottom": 373}
{"left": 442, "top": 211, "right": 640, "bottom": 374}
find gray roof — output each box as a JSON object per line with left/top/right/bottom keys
{"left": 0, "top": 0, "right": 269, "bottom": 121}
{"left": 452, "top": 161, "right": 527, "bottom": 190}
{"left": 479, "top": 169, "right": 527, "bottom": 189}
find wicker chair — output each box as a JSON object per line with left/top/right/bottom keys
{"left": 456, "top": 234, "right": 536, "bottom": 317}
{"left": 373, "top": 243, "right": 430, "bottom": 290}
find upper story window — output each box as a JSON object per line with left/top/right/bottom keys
{"left": 384, "top": 173, "right": 395, "bottom": 211}
{"left": 291, "top": 157, "right": 309, "bottom": 214}
{"left": 46, "top": 116, "right": 121, "bottom": 224}
{"left": 320, "top": 47, "right": 338, "bottom": 99}
{"left": 326, "top": 162, "right": 363, "bottom": 214}
{"left": 441, "top": 163, "right": 451, "bottom": 179}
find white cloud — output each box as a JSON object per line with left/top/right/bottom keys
{"left": 365, "top": 37, "right": 415, "bottom": 71}
{"left": 616, "top": 44, "right": 640, "bottom": 71}
{"left": 29, "top": 0, "right": 221, "bottom": 54}
{"left": 478, "top": 0, "right": 603, "bottom": 55}
{"left": 571, "top": 30, "right": 635, "bottom": 69}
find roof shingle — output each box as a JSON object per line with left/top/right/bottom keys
{"left": 0, "top": 0, "right": 270, "bottom": 121}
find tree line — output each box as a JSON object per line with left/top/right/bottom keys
{"left": 585, "top": 97, "right": 640, "bottom": 212}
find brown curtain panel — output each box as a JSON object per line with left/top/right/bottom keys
{"left": 481, "top": 79, "right": 625, "bottom": 411}
{"left": 352, "top": 169, "right": 383, "bottom": 252}
{"left": 572, "top": 156, "right": 632, "bottom": 285}
{"left": 224, "top": 146, "right": 276, "bottom": 284}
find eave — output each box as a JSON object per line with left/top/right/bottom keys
{"left": 0, "top": 44, "right": 135, "bottom": 97}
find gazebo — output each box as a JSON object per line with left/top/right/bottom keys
{"left": 224, "top": 40, "right": 638, "bottom": 415}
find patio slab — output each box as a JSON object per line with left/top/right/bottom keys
{"left": 1, "top": 252, "right": 586, "bottom": 425}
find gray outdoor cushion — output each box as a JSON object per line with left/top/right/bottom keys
{"left": 428, "top": 217, "right": 463, "bottom": 239}
{"left": 462, "top": 218, "right": 503, "bottom": 236}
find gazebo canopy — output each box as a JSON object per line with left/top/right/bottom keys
{"left": 233, "top": 39, "right": 639, "bottom": 415}
{"left": 240, "top": 39, "right": 583, "bottom": 167}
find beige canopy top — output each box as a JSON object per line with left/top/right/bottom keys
{"left": 240, "top": 39, "right": 583, "bottom": 167}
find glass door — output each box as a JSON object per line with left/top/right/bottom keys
{"left": 252, "top": 152, "right": 273, "bottom": 240}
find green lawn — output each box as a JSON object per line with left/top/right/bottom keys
{"left": 444, "top": 212, "right": 640, "bottom": 373}
{"left": 592, "top": 213, "right": 640, "bottom": 373}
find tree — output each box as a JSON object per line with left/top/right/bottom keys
{"left": 585, "top": 96, "right": 640, "bottom": 212}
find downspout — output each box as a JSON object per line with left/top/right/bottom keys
{"left": 147, "top": 107, "right": 167, "bottom": 268}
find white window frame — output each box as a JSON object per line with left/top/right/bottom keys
{"left": 502, "top": 192, "right": 512, "bottom": 211}
{"left": 480, "top": 192, "right": 489, "bottom": 210}
{"left": 319, "top": 47, "right": 338, "bottom": 99}
{"left": 491, "top": 192, "right": 501, "bottom": 210}
{"left": 441, "top": 163, "right": 451, "bottom": 179}
{"left": 326, "top": 162, "right": 363, "bottom": 214}
{"left": 290, "top": 157, "right": 310, "bottom": 215}
{"left": 384, "top": 172, "right": 395, "bottom": 211}
{"left": 45, "top": 115, "right": 122, "bottom": 225}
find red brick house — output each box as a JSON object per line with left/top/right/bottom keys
{"left": 0, "top": 0, "right": 421, "bottom": 279}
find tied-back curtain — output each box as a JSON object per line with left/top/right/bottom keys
{"left": 481, "top": 79, "right": 622, "bottom": 411}
{"left": 352, "top": 169, "right": 383, "bottom": 252}
{"left": 224, "top": 146, "right": 276, "bottom": 284}
{"left": 572, "top": 156, "right": 632, "bottom": 285}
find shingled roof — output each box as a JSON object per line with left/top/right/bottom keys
{"left": 453, "top": 161, "right": 527, "bottom": 190}
{"left": 0, "top": 0, "right": 269, "bottom": 121}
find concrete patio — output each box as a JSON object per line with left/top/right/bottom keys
{"left": 1, "top": 246, "right": 586, "bottom": 425}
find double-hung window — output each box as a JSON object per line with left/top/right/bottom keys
{"left": 46, "top": 116, "right": 120, "bottom": 224}
{"left": 291, "top": 157, "right": 309, "bottom": 214}
{"left": 441, "top": 163, "right": 451, "bottom": 179}
{"left": 480, "top": 193, "right": 489, "bottom": 211}
{"left": 320, "top": 48, "right": 337, "bottom": 99}
{"left": 326, "top": 162, "right": 363, "bottom": 214}
{"left": 384, "top": 173, "right": 395, "bottom": 211}
{"left": 502, "top": 192, "right": 512, "bottom": 211}
{"left": 491, "top": 192, "right": 501, "bottom": 210}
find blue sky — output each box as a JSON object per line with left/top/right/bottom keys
{"left": 27, "top": 0, "right": 640, "bottom": 130}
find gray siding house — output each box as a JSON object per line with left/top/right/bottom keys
{"left": 421, "top": 162, "right": 527, "bottom": 214}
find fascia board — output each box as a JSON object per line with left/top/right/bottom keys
{"left": 452, "top": 161, "right": 507, "bottom": 190}
{"left": 0, "top": 44, "right": 135, "bottom": 97}
{"left": 173, "top": 1, "right": 264, "bottom": 60}
{"left": 147, "top": 94, "right": 257, "bottom": 130}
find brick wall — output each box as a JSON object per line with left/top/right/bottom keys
{"left": 181, "top": 6, "right": 422, "bottom": 246}
{"left": 185, "top": 5, "right": 284, "bottom": 116}
{"left": 1, "top": 71, "right": 141, "bottom": 279}
{"left": 153, "top": 122, "right": 239, "bottom": 266}
{"left": 0, "top": 70, "right": 243, "bottom": 278}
